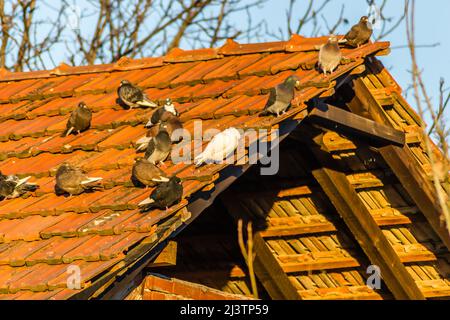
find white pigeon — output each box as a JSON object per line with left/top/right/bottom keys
{"left": 194, "top": 127, "right": 241, "bottom": 166}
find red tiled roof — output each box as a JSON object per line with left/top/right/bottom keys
{"left": 0, "top": 35, "right": 389, "bottom": 299}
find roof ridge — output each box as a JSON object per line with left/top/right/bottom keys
{"left": 0, "top": 35, "right": 390, "bottom": 82}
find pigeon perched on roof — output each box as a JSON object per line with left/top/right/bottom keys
{"left": 138, "top": 176, "right": 183, "bottom": 211}
{"left": 194, "top": 127, "right": 241, "bottom": 167}
{"left": 117, "top": 80, "right": 158, "bottom": 109}
{"left": 318, "top": 35, "right": 342, "bottom": 76}
{"left": 0, "top": 172, "right": 38, "bottom": 199}
{"left": 344, "top": 16, "right": 373, "bottom": 48}
{"left": 55, "top": 163, "right": 102, "bottom": 195}
{"left": 145, "top": 101, "right": 179, "bottom": 129}
{"left": 260, "top": 75, "right": 300, "bottom": 117}
{"left": 145, "top": 128, "right": 172, "bottom": 165}
{"left": 131, "top": 157, "right": 169, "bottom": 188}
{"left": 160, "top": 117, "right": 183, "bottom": 143}
{"left": 63, "top": 102, "right": 92, "bottom": 137}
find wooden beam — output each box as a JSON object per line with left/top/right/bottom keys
{"left": 147, "top": 241, "right": 177, "bottom": 267}
{"left": 298, "top": 136, "right": 425, "bottom": 300}
{"left": 252, "top": 233, "right": 301, "bottom": 300}
{"left": 378, "top": 145, "right": 450, "bottom": 250}
{"left": 351, "top": 77, "right": 450, "bottom": 251}
{"left": 308, "top": 103, "right": 405, "bottom": 147}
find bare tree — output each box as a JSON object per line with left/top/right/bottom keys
{"left": 405, "top": 0, "right": 450, "bottom": 234}
{"left": 0, "top": 0, "right": 66, "bottom": 71}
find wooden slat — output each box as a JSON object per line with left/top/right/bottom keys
{"left": 351, "top": 77, "right": 450, "bottom": 251}
{"left": 299, "top": 136, "right": 425, "bottom": 300}
{"left": 252, "top": 233, "right": 301, "bottom": 300}
{"left": 298, "top": 286, "right": 385, "bottom": 300}
{"left": 308, "top": 103, "right": 405, "bottom": 146}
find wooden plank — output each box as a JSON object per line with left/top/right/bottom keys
{"left": 147, "top": 241, "right": 177, "bottom": 267}
{"left": 298, "top": 286, "right": 385, "bottom": 300}
{"left": 299, "top": 137, "right": 425, "bottom": 300}
{"left": 252, "top": 233, "right": 301, "bottom": 300}
{"left": 351, "top": 77, "right": 450, "bottom": 251}
{"left": 308, "top": 103, "right": 405, "bottom": 147}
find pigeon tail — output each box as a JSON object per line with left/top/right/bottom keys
{"left": 136, "top": 136, "right": 152, "bottom": 151}
{"left": 80, "top": 177, "right": 103, "bottom": 185}
{"left": 144, "top": 119, "right": 154, "bottom": 128}
{"left": 138, "top": 197, "right": 155, "bottom": 207}
{"left": 151, "top": 176, "right": 170, "bottom": 183}
{"left": 64, "top": 127, "right": 74, "bottom": 137}
{"left": 16, "top": 176, "right": 32, "bottom": 187}
{"left": 137, "top": 100, "right": 158, "bottom": 108}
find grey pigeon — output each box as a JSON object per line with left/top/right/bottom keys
{"left": 318, "top": 35, "right": 342, "bottom": 75}
{"left": 260, "top": 75, "right": 300, "bottom": 117}
{"left": 117, "top": 80, "right": 158, "bottom": 109}
{"left": 63, "top": 102, "right": 92, "bottom": 137}
{"left": 131, "top": 157, "right": 169, "bottom": 187}
{"left": 0, "top": 172, "right": 38, "bottom": 199}
{"left": 55, "top": 163, "right": 102, "bottom": 195}
{"left": 159, "top": 117, "right": 183, "bottom": 143}
{"left": 145, "top": 128, "right": 172, "bottom": 165}
{"left": 138, "top": 176, "right": 183, "bottom": 211}
{"left": 344, "top": 16, "right": 373, "bottom": 48}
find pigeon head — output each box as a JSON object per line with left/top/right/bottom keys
{"left": 169, "top": 176, "right": 181, "bottom": 184}
{"left": 284, "top": 75, "right": 301, "bottom": 89}
{"left": 78, "top": 102, "right": 88, "bottom": 109}
{"left": 120, "top": 80, "right": 130, "bottom": 86}
{"left": 328, "top": 35, "right": 338, "bottom": 44}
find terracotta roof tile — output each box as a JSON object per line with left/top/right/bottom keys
{"left": 203, "top": 54, "right": 262, "bottom": 81}
{"left": 0, "top": 35, "right": 392, "bottom": 299}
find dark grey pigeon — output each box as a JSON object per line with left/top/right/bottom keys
{"left": 55, "top": 163, "right": 102, "bottom": 195}
{"left": 0, "top": 172, "right": 38, "bottom": 199}
{"left": 63, "top": 102, "right": 92, "bottom": 137}
{"left": 117, "top": 80, "right": 158, "bottom": 109}
{"left": 318, "top": 35, "right": 342, "bottom": 75}
{"left": 138, "top": 176, "right": 183, "bottom": 211}
{"left": 145, "top": 105, "right": 178, "bottom": 128}
{"left": 144, "top": 128, "right": 172, "bottom": 165}
{"left": 260, "top": 75, "right": 300, "bottom": 117}
{"left": 131, "top": 157, "right": 169, "bottom": 187}
{"left": 344, "top": 16, "right": 373, "bottom": 48}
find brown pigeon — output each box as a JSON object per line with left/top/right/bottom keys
{"left": 260, "top": 75, "right": 300, "bottom": 117}
{"left": 63, "top": 102, "right": 92, "bottom": 136}
{"left": 145, "top": 98, "right": 179, "bottom": 128}
{"left": 117, "top": 80, "right": 158, "bottom": 109}
{"left": 344, "top": 16, "right": 373, "bottom": 48}
{"left": 131, "top": 157, "right": 169, "bottom": 187}
{"left": 55, "top": 163, "right": 102, "bottom": 195}
{"left": 159, "top": 117, "right": 183, "bottom": 143}
{"left": 318, "top": 35, "right": 342, "bottom": 75}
